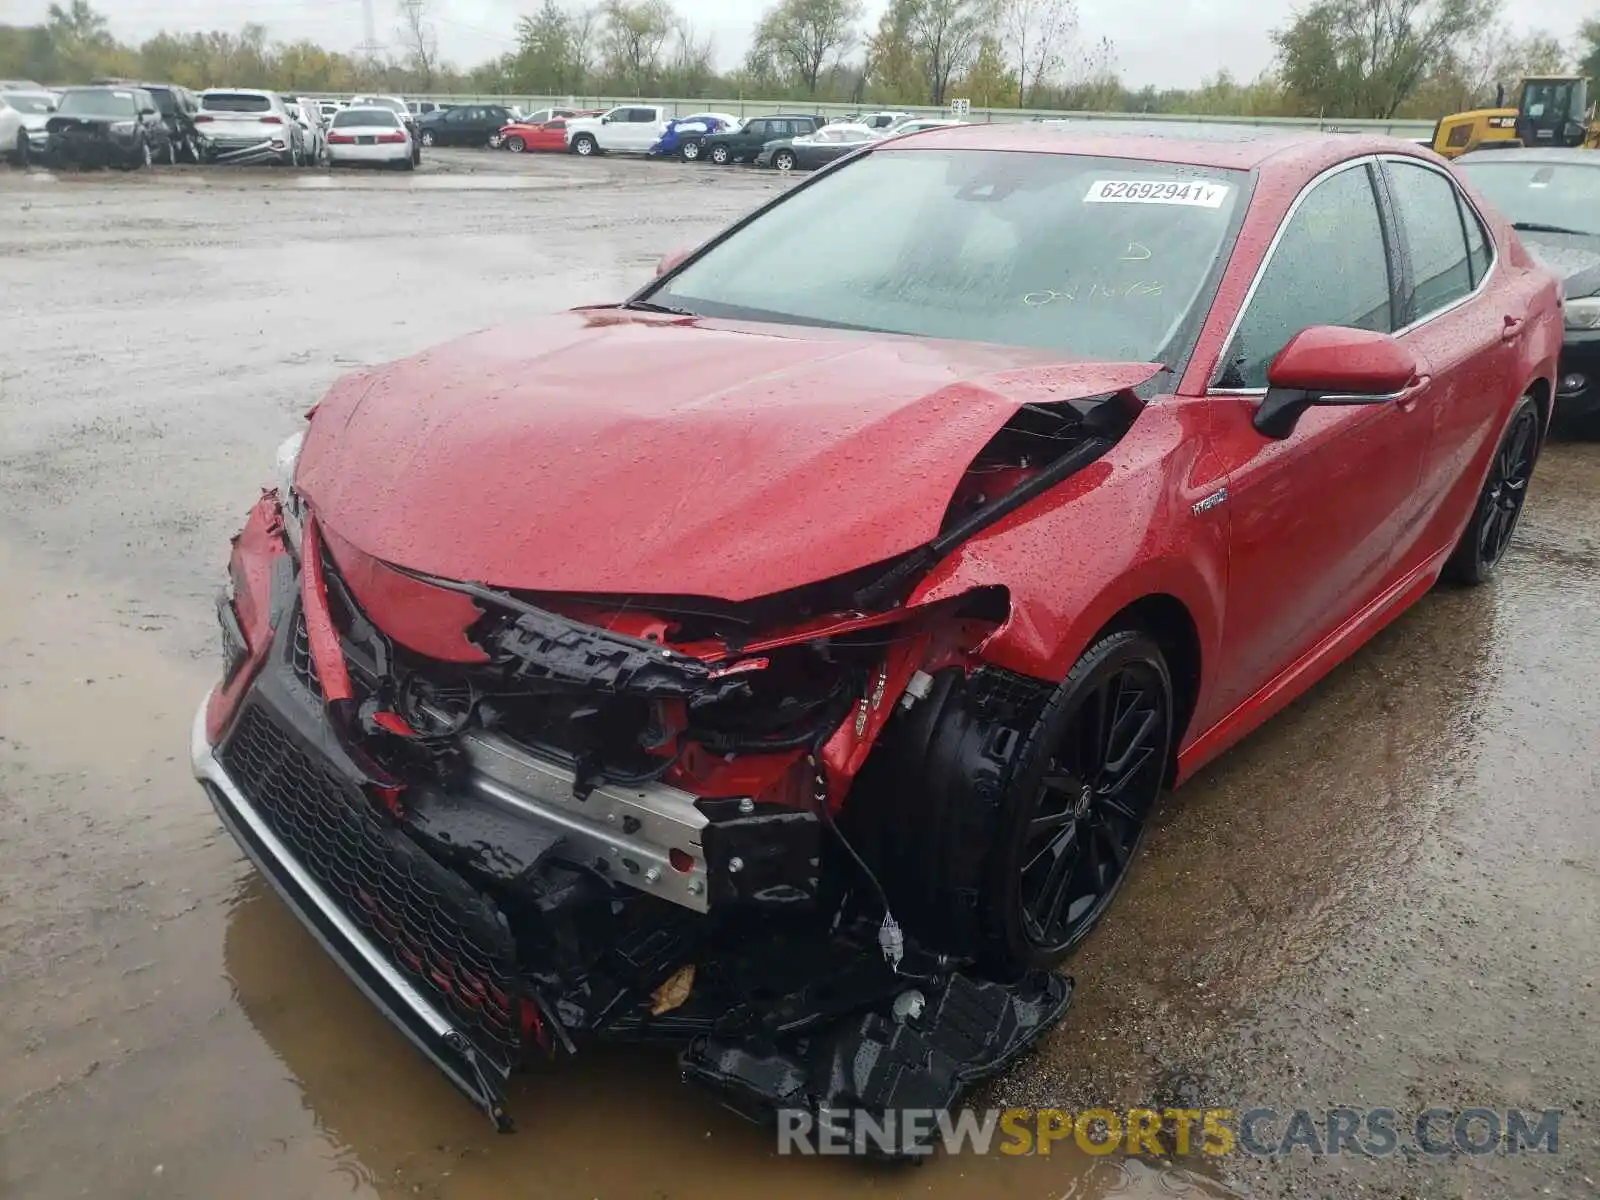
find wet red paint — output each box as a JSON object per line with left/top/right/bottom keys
{"left": 299, "top": 516, "right": 354, "bottom": 705}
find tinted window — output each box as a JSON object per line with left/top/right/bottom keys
{"left": 1386, "top": 161, "right": 1473, "bottom": 318}
{"left": 332, "top": 108, "right": 399, "bottom": 128}
{"left": 1218, "top": 165, "right": 1392, "bottom": 389}
{"left": 654, "top": 150, "right": 1245, "bottom": 362}
{"left": 628, "top": 108, "right": 657, "bottom": 122}
{"left": 144, "top": 88, "right": 177, "bottom": 115}
{"left": 745, "top": 120, "right": 768, "bottom": 136}
{"left": 203, "top": 92, "right": 271, "bottom": 113}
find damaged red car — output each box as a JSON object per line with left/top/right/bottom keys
{"left": 193, "top": 126, "right": 1560, "bottom": 1147}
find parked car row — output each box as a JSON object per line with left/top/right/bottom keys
{"left": 477, "top": 104, "right": 969, "bottom": 171}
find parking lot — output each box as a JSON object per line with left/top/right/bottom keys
{"left": 1, "top": 146, "right": 1597, "bottom": 1199}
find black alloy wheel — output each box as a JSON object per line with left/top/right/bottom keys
{"left": 1012, "top": 635, "right": 1170, "bottom": 960}
{"left": 1444, "top": 392, "right": 1540, "bottom": 585}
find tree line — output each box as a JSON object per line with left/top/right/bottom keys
{"left": 2, "top": 0, "right": 1597, "bottom": 121}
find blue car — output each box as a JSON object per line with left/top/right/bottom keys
{"left": 650, "top": 113, "right": 741, "bottom": 161}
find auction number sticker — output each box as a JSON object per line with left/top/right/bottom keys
{"left": 1085, "top": 180, "right": 1230, "bottom": 207}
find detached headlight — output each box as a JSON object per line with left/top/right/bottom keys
{"left": 1565, "top": 296, "right": 1600, "bottom": 331}
{"left": 275, "top": 430, "right": 306, "bottom": 550}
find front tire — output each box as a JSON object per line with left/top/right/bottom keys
{"left": 11, "top": 130, "right": 27, "bottom": 167}
{"left": 709, "top": 142, "right": 730, "bottom": 165}
{"left": 506, "top": 135, "right": 526, "bottom": 153}
{"left": 571, "top": 133, "right": 597, "bottom": 156}
{"left": 862, "top": 631, "right": 1173, "bottom": 978}
{"left": 420, "top": 130, "right": 435, "bottom": 148}
{"left": 1443, "top": 392, "right": 1540, "bottom": 585}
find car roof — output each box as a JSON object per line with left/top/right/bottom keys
{"left": 1456, "top": 147, "right": 1600, "bottom": 166}
{"left": 202, "top": 87, "right": 275, "bottom": 96}
{"left": 881, "top": 122, "right": 1441, "bottom": 173}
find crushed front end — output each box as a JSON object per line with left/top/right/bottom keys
{"left": 191, "top": 381, "right": 1151, "bottom": 1147}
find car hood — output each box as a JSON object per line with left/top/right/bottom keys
{"left": 296, "top": 309, "right": 1160, "bottom": 602}
{"left": 1519, "top": 231, "right": 1600, "bottom": 298}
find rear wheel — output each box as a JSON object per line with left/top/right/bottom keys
{"left": 165, "top": 138, "right": 177, "bottom": 165}
{"left": 506, "top": 135, "right": 526, "bottom": 153}
{"left": 11, "top": 130, "right": 27, "bottom": 167}
{"left": 1443, "top": 392, "right": 1540, "bottom": 585}
{"left": 421, "top": 130, "right": 436, "bottom": 147}
{"left": 681, "top": 139, "right": 701, "bottom": 161}
{"left": 773, "top": 148, "right": 796, "bottom": 172}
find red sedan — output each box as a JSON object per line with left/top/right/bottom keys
{"left": 194, "top": 127, "right": 1560, "bottom": 1132}
{"left": 500, "top": 111, "right": 600, "bottom": 153}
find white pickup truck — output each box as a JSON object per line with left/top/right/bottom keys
{"left": 564, "top": 104, "right": 668, "bottom": 156}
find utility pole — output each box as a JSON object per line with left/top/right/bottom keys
{"left": 355, "top": 0, "right": 383, "bottom": 59}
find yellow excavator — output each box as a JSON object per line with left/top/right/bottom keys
{"left": 1431, "top": 75, "right": 1600, "bottom": 158}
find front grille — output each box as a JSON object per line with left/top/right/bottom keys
{"left": 220, "top": 704, "right": 523, "bottom": 1070}
{"left": 290, "top": 612, "right": 321, "bottom": 693}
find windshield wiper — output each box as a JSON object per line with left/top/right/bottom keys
{"left": 1512, "top": 221, "right": 1595, "bottom": 237}
{"left": 622, "top": 299, "right": 696, "bottom": 316}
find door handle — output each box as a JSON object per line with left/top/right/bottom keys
{"left": 1501, "top": 314, "right": 1525, "bottom": 342}
{"left": 1396, "top": 374, "right": 1431, "bottom": 412}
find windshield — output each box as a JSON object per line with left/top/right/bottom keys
{"left": 4, "top": 93, "right": 54, "bottom": 114}
{"left": 649, "top": 149, "right": 1247, "bottom": 362}
{"left": 333, "top": 108, "right": 399, "bottom": 128}
{"left": 1457, "top": 160, "right": 1600, "bottom": 237}
{"left": 203, "top": 92, "right": 271, "bottom": 113}
{"left": 57, "top": 89, "right": 138, "bottom": 118}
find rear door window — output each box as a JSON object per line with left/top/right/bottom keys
{"left": 1217, "top": 163, "right": 1395, "bottom": 389}
{"left": 1385, "top": 160, "right": 1475, "bottom": 319}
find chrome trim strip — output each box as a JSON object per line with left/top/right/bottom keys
{"left": 189, "top": 697, "right": 456, "bottom": 1040}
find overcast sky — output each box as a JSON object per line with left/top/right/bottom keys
{"left": 8, "top": 0, "right": 1578, "bottom": 90}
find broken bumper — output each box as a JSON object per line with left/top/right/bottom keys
{"left": 194, "top": 552, "right": 1077, "bottom": 1152}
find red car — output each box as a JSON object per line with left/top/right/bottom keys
{"left": 193, "top": 127, "right": 1559, "bottom": 1138}
{"left": 500, "top": 111, "right": 600, "bottom": 153}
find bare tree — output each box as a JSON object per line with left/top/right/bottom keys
{"left": 396, "top": 0, "right": 438, "bottom": 88}
{"left": 750, "top": 0, "right": 864, "bottom": 94}
{"left": 913, "top": 0, "right": 994, "bottom": 105}
{"left": 600, "top": 0, "right": 676, "bottom": 91}
{"left": 1001, "top": 0, "right": 1077, "bottom": 107}
{"left": 569, "top": 3, "right": 601, "bottom": 90}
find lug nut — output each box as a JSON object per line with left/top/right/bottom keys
{"left": 644, "top": 867, "right": 661, "bottom": 884}
{"left": 738, "top": 798, "right": 754, "bottom": 815}
{"left": 687, "top": 879, "right": 705, "bottom": 895}
{"left": 728, "top": 856, "right": 744, "bottom": 873}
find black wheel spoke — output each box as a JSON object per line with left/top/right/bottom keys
{"left": 1018, "top": 654, "right": 1171, "bottom": 953}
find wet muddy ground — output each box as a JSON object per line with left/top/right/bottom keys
{"left": 1, "top": 148, "right": 1596, "bottom": 1199}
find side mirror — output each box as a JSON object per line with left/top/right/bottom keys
{"left": 1254, "top": 326, "right": 1419, "bottom": 439}
{"left": 600, "top": 115, "right": 612, "bottom": 124}
{"left": 140, "top": 107, "right": 158, "bottom": 116}
{"left": 656, "top": 247, "right": 692, "bottom": 276}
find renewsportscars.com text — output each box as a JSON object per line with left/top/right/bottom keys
{"left": 776, "top": 1105, "right": 1564, "bottom": 1158}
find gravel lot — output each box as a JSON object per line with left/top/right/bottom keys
{"left": 1, "top": 147, "right": 1596, "bottom": 1199}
